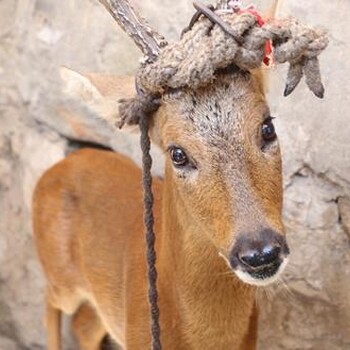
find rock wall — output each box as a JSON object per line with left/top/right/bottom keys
{"left": 0, "top": 0, "right": 349, "bottom": 349}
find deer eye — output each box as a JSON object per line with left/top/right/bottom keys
{"left": 262, "top": 117, "right": 277, "bottom": 144}
{"left": 170, "top": 147, "right": 189, "bottom": 167}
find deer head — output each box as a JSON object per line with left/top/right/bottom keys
{"left": 62, "top": 0, "right": 328, "bottom": 286}
{"left": 155, "top": 69, "right": 289, "bottom": 286}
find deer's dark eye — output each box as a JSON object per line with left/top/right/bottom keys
{"left": 262, "top": 117, "right": 277, "bottom": 143}
{"left": 170, "top": 147, "right": 189, "bottom": 167}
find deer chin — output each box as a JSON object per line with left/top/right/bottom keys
{"left": 234, "top": 258, "right": 289, "bottom": 287}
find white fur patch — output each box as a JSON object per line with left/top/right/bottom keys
{"left": 234, "top": 258, "right": 289, "bottom": 287}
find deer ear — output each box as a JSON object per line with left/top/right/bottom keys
{"left": 60, "top": 66, "right": 103, "bottom": 102}
{"left": 60, "top": 67, "right": 138, "bottom": 132}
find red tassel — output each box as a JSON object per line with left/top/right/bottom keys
{"left": 240, "top": 8, "right": 273, "bottom": 66}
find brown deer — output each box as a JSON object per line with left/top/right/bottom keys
{"left": 32, "top": 0, "right": 328, "bottom": 349}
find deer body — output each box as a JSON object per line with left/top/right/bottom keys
{"left": 34, "top": 146, "right": 258, "bottom": 350}
{"left": 33, "top": 149, "right": 159, "bottom": 349}
{"left": 31, "top": 0, "right": 330, "bottom": 347}
{"left": 33, "top": 67, "right": 291, "bottom": 350}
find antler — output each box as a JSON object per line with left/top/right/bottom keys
{"left": 98, "top": 0, "right": 168, "bottom": 62}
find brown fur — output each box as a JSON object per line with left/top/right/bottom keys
{"left": 33, "top": 67, "right": 284, "bottom": 350}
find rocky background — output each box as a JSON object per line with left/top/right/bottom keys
{"left": 0, "top": 0, "right": 349, "bottom": 349}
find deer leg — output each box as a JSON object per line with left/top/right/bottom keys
{"left": 46, "top": 293, "right": 62, "bottom": 350}
{"left": 72, "top": 302, "right": 107, "bottom": 350}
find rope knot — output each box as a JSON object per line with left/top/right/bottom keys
{"left": 118, "top": 95, "right": 161, "bottom": 129}
{"left": 134, "top": 4, "right": 328, "bottom": 99}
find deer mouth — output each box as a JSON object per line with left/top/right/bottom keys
{"left": 233, "top": 258, "right": 289, "bottom": 287}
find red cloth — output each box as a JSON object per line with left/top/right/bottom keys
{"left": 240, "top": 9, "right": 272, "bottom": 65}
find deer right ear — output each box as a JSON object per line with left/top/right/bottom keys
{"left": 60, "top": 67, "right": 103, "bottom": 102}
{"left": 60, "top": 67, "right": 138, "bottom": 132}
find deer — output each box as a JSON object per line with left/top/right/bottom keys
{"left": 32, "top": 0, "right": 328, "bottom": 349}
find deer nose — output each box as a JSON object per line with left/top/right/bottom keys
{"left": 238, "top": 245, "right": 281, "bottom": 269}
{"left": 229, "top": 229, "right": 289, "bottom": 283}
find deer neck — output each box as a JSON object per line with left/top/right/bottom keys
{"left": 157, "top": 167, "right": 256, "bottom": 343}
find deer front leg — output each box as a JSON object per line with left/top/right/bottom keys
{"left": 45, "top": 292, "right": 62, "bottom": 350}
{"left": 72, "top": 302, "right": 107, "bottom": 350}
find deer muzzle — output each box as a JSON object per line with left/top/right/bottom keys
{"left": 229, "top": 228, "right": 290, "bottom": 286}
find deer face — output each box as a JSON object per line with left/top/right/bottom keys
{"left": 153, "top": 69, "right": 289, "bottom": 286}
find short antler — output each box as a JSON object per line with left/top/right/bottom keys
{"left": 98, "top": 0, "right": 168, "bottom": 62}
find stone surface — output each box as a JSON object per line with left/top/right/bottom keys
{"left": 0, "top": 0, "right": 349, "bottom": 349}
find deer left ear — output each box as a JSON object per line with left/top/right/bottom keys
{"left": 250, "top": 68, "right": 269, "bottom": 96}
{"left": 260, "top": 65, "right": 271, "bottom": 94}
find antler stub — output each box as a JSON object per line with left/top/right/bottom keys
{"left": 98, "top": 0, "right": 168, "bottom": 62}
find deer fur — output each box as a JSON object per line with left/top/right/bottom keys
{"left": 31, "top": 0, "right": 297, "bottom": 348}
{"left": 33, "top": 65, "right": 289, "bottom": 350}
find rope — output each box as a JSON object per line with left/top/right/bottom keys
{"left": 139, "top": 111, "right": 161, "bottom": 350}
{"left": 118, "top": 7, "right": 329, "bottom": 131}
{"left": 136, "top": 8, "right": 328, "bottom": 98}
{"left": 266, "top": 18, "right": 329, "bottom": 97}
{"left": 117, "top": 85, "right": 162, "bottom": 350}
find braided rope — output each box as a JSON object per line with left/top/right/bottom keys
{"left": 139, "top": 114, "right": 162, "bottom": 350}
{"left": 136, "top": 10, "right": 328, "bottom": 98}
{"left": 117, "top": 93, "right": 162, "bottom": 349}
{"left": 119, "top": 10, "right": 329, "bottom": 138}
